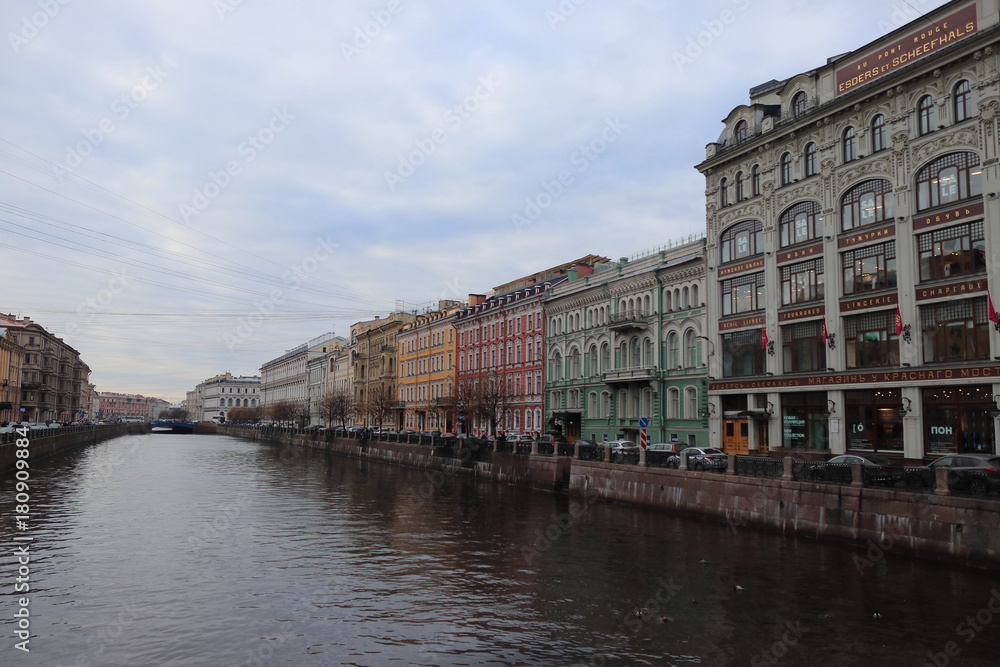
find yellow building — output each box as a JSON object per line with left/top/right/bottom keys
{"left": 0, "top": 325, "right": 22, "bottom": 423}
{"left": 396, "top": 301, "right": 462, "bottom": 432}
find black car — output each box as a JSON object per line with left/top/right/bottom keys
{"left": 906, "top": 454, "right": 1000, "bottom": 496}
{"left": 808, "top": 454, "right": 904, "bottom": 485}
{"left": 666, "top": 447, "right": 727, "bottom": 471}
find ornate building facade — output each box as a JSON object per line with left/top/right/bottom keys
{"left": 543, "top": 238, "right": 708, "bottom": 445}
{"left": 697, "top": 0, "right": 999, "bottom": 461}
{"left": 396, "top": 301, "right": 461, "bottom": 432}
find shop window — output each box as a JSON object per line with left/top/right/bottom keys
{"left": 779, "top": 200, "right": 823, "bottom": 248}
{"left": 781, "top": 258, "right": 824, "bottom": 306}
{"left": 923, "top": 386, "right": 995, "bottom": 455}
{"left": 781, "top": 391, "right": 829, "bottom": 450}
{"left": 841, "top": 241, "right": 896, "bottom": 294}
{"left": 844, "top": 389, "right": 903, "bottom": 453}
{"left": 781, "top": 321, "right": 826, "bottom": 373}
{"left": 719, "top": 219, "right": 764, "bottom": 264}
{"left": 920, "top": 297, "right": 990, "bottom": 364}
{"left": 915, "top": 151, "right": 982, "bottom": 211}
{"left": 844, "top": 310, "right": 899, "bottom": 368}
{"left": 721, "top": 272, "right": 766, "bottom": 316}
{"left": 917, "top": 220, "right": 986, "bottom": 282}
{"left": 841, "top": 179, "right": 893, "bottom": 231}
{"left": 721, "top": 329, "right": 765, "bottom": 378}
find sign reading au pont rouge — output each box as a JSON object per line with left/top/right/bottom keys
{"left": 836, "top": 4, "right": 977, "bottom": 95}
{"left": 710, "top": 363, "right": 1000, "bottom": 392}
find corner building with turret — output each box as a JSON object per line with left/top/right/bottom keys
{"left": 696, "top": 0, "right": 1000, "bottom": 462}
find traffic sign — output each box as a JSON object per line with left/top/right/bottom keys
{"left": 638, "top": 416, "right": 649, "bottom": 428}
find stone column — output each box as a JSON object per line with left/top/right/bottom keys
{"left": 933, "top": 466, "right": 951, "bottom": 496}
{"left": 727, "top": 453, "right": 738, "bottom": 475}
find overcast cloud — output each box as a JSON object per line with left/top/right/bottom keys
{"left": 0, "top": 0, "right": 949, "bottom": 403}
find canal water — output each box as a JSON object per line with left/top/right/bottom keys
{"left": 1, "top": 433, "right": 998, "bottom": 666}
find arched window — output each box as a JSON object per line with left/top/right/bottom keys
{"left": 588, "top": 345, "right": 597, "bottom": 376}
{"left": 720, "top": 177, "right": 729, "bottom": 207}
{"left": 751, "top": 164, "right": 761, "bottom": 197}
{"left": 871, "top": 114, "right": 886, "bottom": 153}
{"left": 792, "top": 91, "right": 808, "bottom": 117}
{"left": 664, "top": 290, "right": 672, "bottom": 311}
{"left": 780, "top": 152, "right": 793, "bottom": 185}
{"left": 915, "top": 151, "right": 982, "bottom": 211}
{"left": 668, "top": 332, "right": 680, "bottom": 368}
{"left": 918, "top": 95, "right": 935, "bottom": 135}
{"left": 720, "top": 219, "right": 764, "bottom": 263}
{"left": 735, "top": 171, "right": 745, "bottom": 202}
{"left": 643, "top": 338, "right": 653, "bottom": 366}
{"left": 734, "top": 120, "right": 748, "bottom": 143}
{"left": 841, "top": 179, "right": 893, "bottom": 231}
{"left": 668, "top": 388, "right": 680, "bottom": 419}
{"left": 842, "top": 126, "right": 857, "bottom": 162}
{"left": 684, "top": 329, "right": 697, "bottom": 368}
{"left": 804, "top": 142, "right": 817, "bottom": 177}
{"left": 601, "top": 343, "right": 610, "bottom": 373}
{"left": 570, "top": 349, "right": 580, "bottom": 378}
{"left": 779, "top": 200, "right": 823, "bottom": 247}
{"left": 589, "top": 392, "right": 598, "bottom": 417}
{"left": 686, "top": 387, "right": 698, "bottom": 420}
{"left": 630, "top": 338, "right": 641, "bottom": 367}
{"left": 954, "top": 80, "right": 972, "bottom": 122}
{"left": 692, "top": 284, "right": 699, "bottom": 306}
{"left": 682, "top": 287, "right": 690, "bottom": 309}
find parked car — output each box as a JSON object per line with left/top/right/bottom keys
{"left": 808, "top": 453, "right": 904, "bottom": 485}
{"left": 606, "top": 440, "right": 639, "bottom": 452}
{"left": 667, "top": 447, "right": 727, "bottom": 471}
{"left": 537, "top": 434, "right": 567, "bottom": 447}
{"left": 647, "top": 443, "right": 680, "bottom": 454}
{"left": 906, "top": 454, "right": 1000, "bottom": 496}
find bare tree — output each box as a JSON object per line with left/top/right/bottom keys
{"left": 366, "top": 384, "right": 394, "bottom": 430}
{"left": 266, "top": 400, "right": 298, "bottom": 425}
{"left": 227, "top": 405, "right": 263, "bottom": 423}
{"left": 457, "top": 373, "right": 520, "bottom": 436}
{"left": 320, "top": 390, "right": 354, "bottom": 429}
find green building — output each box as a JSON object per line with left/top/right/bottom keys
{"left": 544, "top": 235, "right": 709, "bottom": 446}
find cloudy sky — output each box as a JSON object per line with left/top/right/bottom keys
{"left": 0, "top": 0, "right": 949, "bottom": 403}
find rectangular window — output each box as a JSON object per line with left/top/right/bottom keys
{"left": 844, "top": 389, "right": 903, "bottom": 452}
{"left": 917, "top": 221, "right": 986, "bottom": 282}
{"left": 721, "top": 329, "right": 765, "bottom": 377}
{"left": 841, "top": 241, "right": 896, "bottom": 294}
{"left": 781, "top": 258, "right": 824, "bottom": 306}
{"left": 844, "top": 310, "right": 899, "bottom": 368}
{"left": 721, "top": 272, "right": 766, "bottom": 316}
{"left": 781, "top": 321, "right": 826, "bottom": 373}
{"left": 920, "top": 297, "right": 990, "bottom": 363}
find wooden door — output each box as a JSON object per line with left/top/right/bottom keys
{"left": 723, "top": 419, "right": 749, "bottom": 455}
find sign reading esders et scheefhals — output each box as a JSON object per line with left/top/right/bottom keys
{"left": 836, "top": 3, "right": 977, "bottom": 95}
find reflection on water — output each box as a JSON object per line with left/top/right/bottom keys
{"left": 0, "top": 433, "right": 996, "bottom": 666}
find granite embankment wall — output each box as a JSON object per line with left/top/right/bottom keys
{"left": 0, "top": 423, "right": 146, "bottom": 474}
{"left": 224, "top": 427, "right": 1000, "bottom": 568}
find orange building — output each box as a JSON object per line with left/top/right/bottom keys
{"left": 396, "top": 301, "right": 462, "bottom": 432}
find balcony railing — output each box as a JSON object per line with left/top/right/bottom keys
{"left": 602, "top": 366, "right": 658, "bottom": 383}
{"left": 608, "top": 310, "right": 651, "bottom": 329}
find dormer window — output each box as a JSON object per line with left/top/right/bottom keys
{"left": 792, "top": 92, "right": 808, "bottom": 117}
{"left": 734, "top": 120, "right": 748, "bottom": 143}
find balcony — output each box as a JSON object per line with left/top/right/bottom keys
{"left": 602, "top": 366, "right": 658, "bottom": 383}
{"left": 608, "top": 309, "right": 651, "bottom": 332}
{"left": 435, "top": 395, "right": 456, "bottom": 407}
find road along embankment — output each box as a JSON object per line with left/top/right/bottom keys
{"left": 223, "top": 427, "right": 1000, "bottom": 569}
{"left": 0, "top": 423, "right": 147, "bottom": 474}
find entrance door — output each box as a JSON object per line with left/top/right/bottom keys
{"left": 755, "top": 421, "right": 769, "bottom": 455}
{"left": 723, "top": 419, "right": 749, "bottom": 455}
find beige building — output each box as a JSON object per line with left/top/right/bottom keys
{"left": 0, "top": 314, "right": 91, "bottom": 423}
{"left": 195, "top": 372, "right": 261, "bottom": 422}
{"left": 351, "top": 312, "right": 416, "bottom": 427}
{"left": 0, "top": 326, "right": 22, "bottom": 423}
{"left": 260, "top": 332, "right": 344, "bottom": 423}
{"left": 697, "top": 0, "right": 999, "bottom": 462}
